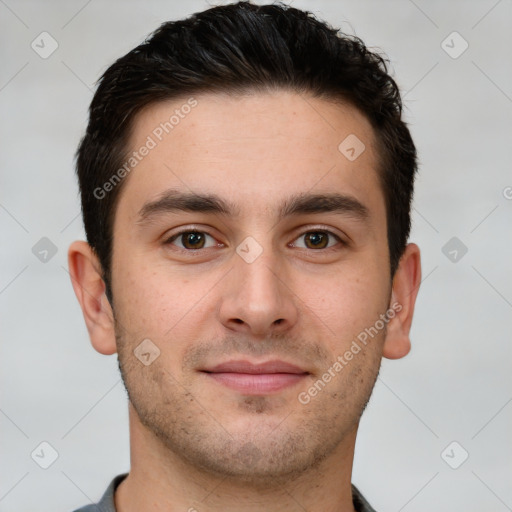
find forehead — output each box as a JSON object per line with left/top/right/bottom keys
{"left": 116, "top": 90, "right": 385, "bottom": 225}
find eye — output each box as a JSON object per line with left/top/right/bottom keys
{"left": 165, "top": 230, "right": 219, "bottom": 250}
{"left": 291, "top": 230, "right": 342, "bottom": 250}
{"left": 164, "top": 228, "right": 344, "bottom": 253}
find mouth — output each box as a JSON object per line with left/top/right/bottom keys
{"left": 200, "top": 360, "right": 310, "bottom": 395}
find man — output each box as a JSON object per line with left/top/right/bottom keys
{"left": 68, "top": 2, "right": 421, "bottom": 511}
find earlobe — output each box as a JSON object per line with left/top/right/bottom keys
{"left": 382, "top": 243, "right": 421, "bottom": 360}
{"left": 68, "top": 240, "right": 117, "bottom": 355}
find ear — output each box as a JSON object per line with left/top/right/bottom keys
{"left": 68, "top": 240, "right": 117, "bottom": 355}
{"left": 382, "top": 243, "right": 421, "bottom": 360}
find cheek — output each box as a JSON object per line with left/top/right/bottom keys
{"left": 310, "top": 266, "right": 390, "bottom": 348}
{"left": 112, "top": 257, "right": 214, "bottom": 338}
{"left": 112, "top": 258, "right": 171, "bottom": 333}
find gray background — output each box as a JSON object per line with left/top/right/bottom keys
{"left": 1, "top": 0, "right": 511, "bottom": 511}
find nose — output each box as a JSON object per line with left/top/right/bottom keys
{"left": 218, "top": 247, "right": 299, "bottom": 337}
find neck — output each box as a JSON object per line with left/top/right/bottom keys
{"left": 115, "top": 403, "right": 358, "bottom": 512}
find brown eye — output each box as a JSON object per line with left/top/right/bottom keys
{"left": 167, "top": 231, "right": 216, "bottom": 250}
{"left": 293, "top": 231, "right": 341, "bottom": 250}
{"left": 181, "top": 232, "right": 205, "bottom": 249}
{"left": 304, "top": 232, "right": 329, "bottom": 249}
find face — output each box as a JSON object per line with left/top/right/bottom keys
{"left": 110, "top": 90, "right": 393, "bottom": 484}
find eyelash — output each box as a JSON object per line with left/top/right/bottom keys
{"left": 164, "top": 227, "right": 346, "bottom": 253}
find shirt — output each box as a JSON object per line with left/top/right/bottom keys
{"left": 72, "top": 473, "right": 377, "bottom": 512}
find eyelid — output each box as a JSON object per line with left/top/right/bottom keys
{"left": 163, "top": 224, "right": 348, "bottom": 251}
{"left": 288, "top": 225, "right": 346, "bottom": 249}
{"left": 164, "top": 226, "right": 222, "bottom": 250}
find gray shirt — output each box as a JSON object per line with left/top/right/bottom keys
{"left": 72, "top": 473, "right": 377, "bottom": 512}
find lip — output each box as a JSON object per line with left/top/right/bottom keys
{"left": 205, "top": 359, "right": 307, "bottom": 374}
{"left": 201, "top": 359, "right": 309, "bottom": 395}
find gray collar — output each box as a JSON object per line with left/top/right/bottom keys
{"left": 75, "top": 474, "right": 376, "bottom": 512}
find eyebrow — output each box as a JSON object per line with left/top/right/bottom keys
{"left": 137, "top": 188, "right": 370, "bottom": 225}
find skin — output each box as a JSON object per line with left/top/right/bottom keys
{"left": 69, "top": 90, "right": 421, "bottom": 512}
